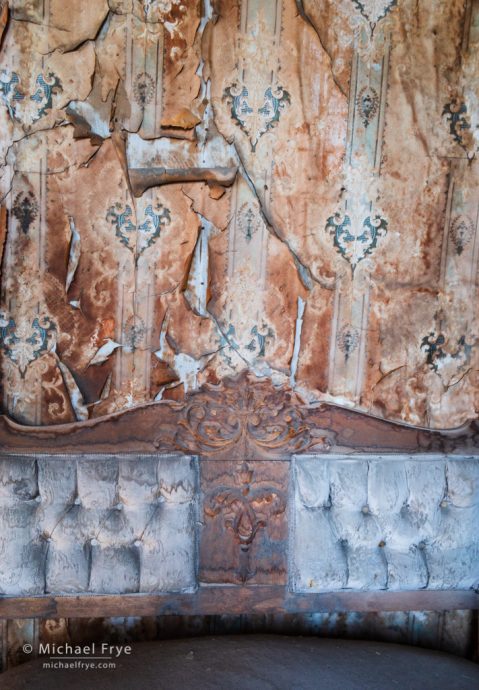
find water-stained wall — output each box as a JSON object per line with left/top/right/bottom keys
{"left": 0, "top": 0, "right": 478, "bottom": 429}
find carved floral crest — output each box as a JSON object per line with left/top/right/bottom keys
{"left": 204, "top": 462, "right": 286, "bottom": 582}
{"left": 167, "top": 373, "right": 333, "bottom": 458}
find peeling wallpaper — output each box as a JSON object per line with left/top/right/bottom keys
{"left": 0, "top": 0, "right": 478, "bottom": 429}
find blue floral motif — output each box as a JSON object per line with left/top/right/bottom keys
{"left": 138, "top": 203, "right": 171, "bottom": 252}
{"left": 229, "top": 86, "right": 253, "bottom": 120}
{"left": 246, "top": 324, "right": 274, "bottom": 357}
{"left": 443, "top": 100, "right": 471, "bottom": 150}
{"left": 107, "top": 203, "right": 136, "bottom": 250}
{"left": 325, "top": 211, "right": 388, "bottom": 273}
{"left": 30, "top": 72, "right": 63, "bottom": 121}
{"left": 106, "top": 201, "right": 171, "bottom": 260}
{"left": 224, "top": 82, "right": 290, "bottom": 151}
{"left": 217, "top": 322, "right": 274, "bottom": 364}
{"left": 0, "top": 313, "right": 16, "bottom": 348}
{"left": 0, "top": 312, "right": 56, "bottom": 377}
{"left": 221, "top": 324, "right": 239, "bottom": 351}
{"left": 0, "top": 71, "right": 24, "bottom": 120}
{"left": 216, "top": 324, "right": 240, "bottom": 366}
{"left": 351, "top": 0, "right": 397, "bottom": 32}
{"left": 421, "top": 332, "right": 474, "bottom": 373}
{"left": 0, "top": 70, "right": 62, "bottom": 124}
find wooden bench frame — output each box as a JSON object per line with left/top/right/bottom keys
{"left": 0, "top": 372, "right": 478, "bottom": 621}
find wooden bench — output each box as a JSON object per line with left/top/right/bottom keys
{"left": 0, "top": 373, "right": 477, "bottom": 628}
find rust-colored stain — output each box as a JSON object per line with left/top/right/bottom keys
{"left": 0, "top": 0, "right": 477, "bottom": 430}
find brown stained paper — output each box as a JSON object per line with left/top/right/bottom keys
{"left": 0, "top": 0, "right": 478, "bottom": 428}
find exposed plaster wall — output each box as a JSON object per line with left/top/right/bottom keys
{"left": 0, "top": 0, "right": 478, "bottom": 428}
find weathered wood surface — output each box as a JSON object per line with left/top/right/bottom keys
{"left": 0, "top": 375, "right": 477, "bottom": 617}
{"left": 0, "top": 373, "right": 478, "bottom": 456}
{"left": 1, "top": 588, "right": 478, "bottom": 620}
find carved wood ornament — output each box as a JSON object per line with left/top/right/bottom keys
{"left": 172, "top": 376, "right": 332, "bottom": 457}
{"left": 0, "top": 371, "right": 477, "bottom": 456}
{"left": 0, "top": 371, "right": 478, "bottom": 619}
{"left": 204, "top": 462, "right": 287, "bottom": 582}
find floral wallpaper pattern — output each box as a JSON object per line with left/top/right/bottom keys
{"left": 0, "top": 0, "right": 478, "bottom": 429}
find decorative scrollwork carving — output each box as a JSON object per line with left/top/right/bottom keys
{"left": 170, "top": 373, "right": 329, "bottom": 458}
{"left": 204, "top": 462, "right": 286, "bottom": 582}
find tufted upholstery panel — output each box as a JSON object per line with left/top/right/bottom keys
{"left": 290, "top": 455, "right": 479, "bottom": 593}
{"left": 0, "top": 455, "right": 198, "bottom": 596}
{"left": 1, "top": 452, "right": 478, "bottom": 598}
